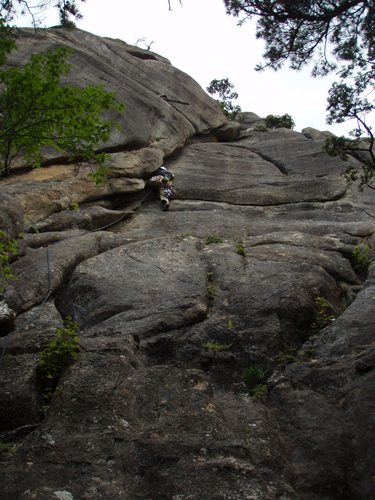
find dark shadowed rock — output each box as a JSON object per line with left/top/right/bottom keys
{"left": 212, "top": 121, "right": 242, "bottom": 142}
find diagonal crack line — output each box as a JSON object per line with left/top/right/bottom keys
{"left": 249, "top": 148, "right": 289, "bottom": 176}
{"left": 155, "top": 265, "right": 166, "bottom": 274}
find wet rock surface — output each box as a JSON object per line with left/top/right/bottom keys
{"left": 0, "top": 28, "right": 374, "bottom": 500}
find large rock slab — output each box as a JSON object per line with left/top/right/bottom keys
{"left": 1, "top": 27, "right": 375, "bottom": 500}
{"left": 59, "top": 237, "right": 208, "bottom": 334}
{"left": 170, "top": 132, "right": 352, "bottom": 205}
{"left": 9, "top": 28, "right": 226, "bottom": 164}
{"left": 4, "top": 231, "right": 130, "bottom": 313}
{"left": 238, "top": 128, "right": 361, "bottom": 177}
{"left": 1, "top": 174, "right": 145, "bottom": 226}
{"left": 119, "top": 199, "right": 374, "bottom": 246}
{"left": 0, "top": 344, "right": 293, "bottom": 500}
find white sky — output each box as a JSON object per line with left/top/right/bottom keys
{"left": 23, "top": 0, "right": 375, "bottom": 136}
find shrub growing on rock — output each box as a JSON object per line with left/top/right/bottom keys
{"left": 224, "top": 0, "right": 375, "bottom": 187}
{"left": 205, "top": 235, "right": 224, "bottom": 245}
{"left": 36, "top": 316, "right": 79, "bottom": 405}
{"left": 311, "top": 296, "right": 336, "bottom": 331}
{"left": 352, "top": 242, "right": 372, "bottom": 271}
{"left": 243, "top": 364, "right": 268, "bottom": 397}
{"left": 265, "top": 114, "right": 295, "bottom": 130}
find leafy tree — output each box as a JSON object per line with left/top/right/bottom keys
{"left": 265, "top": 114, "right": 295, "bottom": 130}
{"left": 0, "top": 45, "right": 124, "bottom": 178}
{"left": 0, "top": 2, "right": 124, "bottom": 181}
{"left": 324, "top": 132, "right": 375, "bottom": 189}
{"left": 57, "top": 0, "right": 85, "bottom": 26}
{"left": 207, "top": 78, "right": 242, "bottom": 118}
{"left": 224, "top": 1, "right": 375, "bottom": 186}
{"left": 0, "top": 17, "right": 16, "bottom": 63}
{"left": 324, "top": 81, "right": 375, "bottom": 188}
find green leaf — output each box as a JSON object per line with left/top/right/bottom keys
{"left": 0, "top": 46, "right": 125, "bottom": 176}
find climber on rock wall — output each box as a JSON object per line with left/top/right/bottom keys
{"left": 147, "top": 165, "right": 175, "bottom": 211}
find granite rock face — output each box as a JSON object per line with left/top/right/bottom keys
{"left": 0, "top": 28, "right": 374, "bottom": 500}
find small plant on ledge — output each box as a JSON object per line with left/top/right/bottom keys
{"left": 243, "top": 364, "right": 268, "bottom": 398}
{"left": 205, "top": 235, "right": 224, "bottom": 245}
{"left": 235, "top": 241, "right": 246, "bottom": 256}
{"left": 36, "top": 316, "right": 79, "bottom": 407}
{"left": 351, "top": 242, "right": 372, "bottom": 272}
{"left": 311, "top": 296, "right": 336, "bottom": 331}
{"left": 274, "top": 350, "right": 297, "bottom": 365}
{"left": 203, "top": 341, "right": 232, "bottom": 352}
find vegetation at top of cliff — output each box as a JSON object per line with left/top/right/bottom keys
{"left": 206, "top": 78, "right": 242, "bottom": 119}
{"left": 57, "top": 0, "right": 86, "bottom": 27}
{"left": 265, "top": 114, "right": 295, "bottom": 130}
{"left": 324, "top": 133, "right": 375, "bottom": 190}
{"left": 224, "top": 0, "right": 375, "bottom": 188}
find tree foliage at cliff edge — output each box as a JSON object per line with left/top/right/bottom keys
{"left": 224, "top": 0, "right": 375, "bottom": 187}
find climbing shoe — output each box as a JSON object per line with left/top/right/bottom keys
{"left": 161, "top": 200, "right": 169, "bottom": 211}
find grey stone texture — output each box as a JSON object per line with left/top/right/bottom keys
{"left": 0, "top": 27, "right": 374, "bottom": 500}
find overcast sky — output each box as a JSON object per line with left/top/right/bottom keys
{"left": 29, "top": 0, "right": 375, "bottom": 136}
